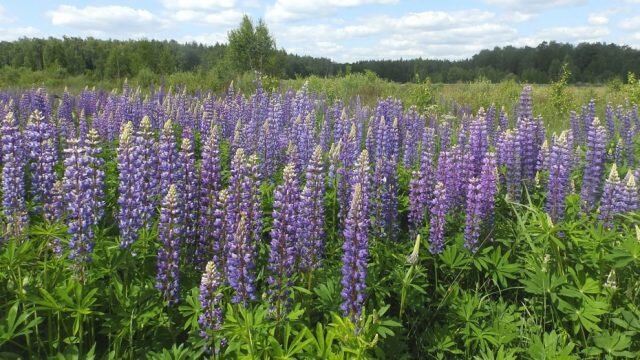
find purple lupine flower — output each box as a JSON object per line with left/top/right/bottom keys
{"left": 198, "top": 261, "right": 225, "bottom": 355}
{"left": 338, "top": 124, "right": 359, "bottom": 225}
{"left": 621, "top": 173, "right": 639, "bottom": 212}
{"left": 517, "top": 115, "right": 539, "bottom": 185}
{"left": 245, "top": 154, "right": 262, "bottom": 248}
{"left": 620, "top": 111, "right": 634, "bottom": 167}
{"left": 299, "top": 146, "right": 326, "bottom": 271}
{"left": 463, "top": 177, "right": 482, "bottom": 251}
{"left": 341, "top": 182, "right": 369, "bottom": 321}
{"left": 117, "top": 122, "right": 143, "bottom": 249}
{"left": 497, "top": 129, "right": 522, "bottom": 202}
{"left": 371, "top": 155, "right": 399, "bottom": 240}
{"left": 197, "top": 125, "right": 222, "bottom": 268}
{"left": 519, "top": 85, "right": 533, "bottom": 121}
{"left": 57, "top": 88, "right": 74, "bottom": 138}
{"left": 136, "top": 116, "right": 159, "bottom": 225}
{"left": 545, "top": 132, "right": 572, "bottom": 223}
{"left": 224, "top": 148, "right": 258, "bottom": 305}
{"left": 429, "top": 181, "right": 448, "bottom": 254}
{"left": 156, "top": 184, "right": 183, "bottom": 305}
{"left": 63, "top": 137, "right": 96, "bottom": 267}
{"left": 614, "top": 138, "right": 624, "bottom": 167}
{"left": 226, "top": 213, "right": 256, "bottom": 305}
{"left": 598, "top": 165, "right": 623, "bottom": 229}
{"left": 179, "top": 137, "right": 198, "bottom": 262}
{"left": 268, "top": 163, "right": 300, "bottom": 316}
{"left": 409, "top": 129, "right": 435, "bottom": 227}
{"left": 536, "top": 139, "right": 549, "bottom": 173}
{"left": 605, "top": 103, "right": 615, "bottom": 143}
{"left": 86, "top": 129, "right": 105, "bottom": 224}
{"left": 468, "top": 115, "right": 488, "bottom": 176}
{"left": 498, "top": 106, "right": 509, "bottom": 133}
{"left": 580, "top": 117, "right": 607, "bottom": 213}
{"left": 2, "top": 111, "right": 27, "bottom": 239}
{"left": 26, "top": 110, "right": 58, "bottom": 217}
{"left": 212, "top": 189, "right": 229, "bottom": 271}
{"left": 478, "top": 152, "right": 498, "bottom": 222}
{"left": 159, "top": 119, "right": 181, "bottom": 199}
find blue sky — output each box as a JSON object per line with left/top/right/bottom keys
{"left": 0, "top": 0, "right": 639, "bottom": 62}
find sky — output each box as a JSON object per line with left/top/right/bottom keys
{"left": 0, "top": 0, "right": 639, "bottom": 62}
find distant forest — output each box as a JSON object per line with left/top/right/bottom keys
{"left": 1, "top": 37, "right": 639, "bottom": 84}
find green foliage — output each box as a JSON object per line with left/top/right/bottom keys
{"left": 550, "top": 63, "right": 573, "bottom": 115}
{"left": 226, "top": 15, "right": 277, "bottom": 75}
{"left": 627, "top": 72, "right": 640, "bottom": 104}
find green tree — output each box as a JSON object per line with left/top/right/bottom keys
{"left": 226, "top": 15, "right": 276, "bottom": 74}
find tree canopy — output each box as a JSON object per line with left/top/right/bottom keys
{"left": 0, "top": 18, "right": 638, "bottom": 85}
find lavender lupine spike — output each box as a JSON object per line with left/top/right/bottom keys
{"left": 226, "top": 213, "right": 256, "bottom": 305}
{"left": 580, "top": 117, "right": 607, "bottom": 213}
{"left": 63, "top": 137, "right": 96, "bottom": 267}
{"left": 463, "top": 177, "right": 483, "bottom": 251}
{"left": 341, "top": 183, "right": 370, "bottom": 321}
{"left": 117, "top": 122, "right": 143, "bottom": 248}
{"left": 198, "top": 261, "right": 225, "bottom": 355}
{"left": 179, "top": 137, "right": 198, "bottom": 262}
{"left": 429, "top": 181, "right": 448, "bottom": 254}
{"left": 545, "top": 132, "right": 572, "bottom": 223}
{"left": 478, "top": 152, "right": 498, "bottom": 222}
{"left": 409, "top": 130, "right": 435, "bottom": 227}
{"left": 212, "top": 189, "right": 229, "bottom": 271}
{"left": 498, "top": 106, "right": 509, "bottom": 133}
{"left": 136, "top": 116, "right": 159, "bottom": 225}
{"left": 156, "top": 184, "right": 183, "bottom": 305}
{"left": 197, "top": 125, "right": 222, "bottom": 268}
{"left": 605, "top": 103, "right": 615, "bottom": 142}
{"left": 497, "top": 129, "right": 522, "bottom": 202}
{"left": 598, "top": 165, "right": 622, "bottom": 229}
{"left": 268, "top": 163, "right": 300, "bottom": 316}
{"left": 536, "top": 139, "right": 549, "bottom": 173}
{"left": 517, "top": 115, "right": 539, "bottom": 185}
{"left": 159, "top": 119, "right": 181, "bottom": 199}
{"left": 621, "top": 173, "right": 639, "bottom": 212}
{"left": 468, "top": 114, "right": 488, "bottom": 176}
{"left": 26, "top": 110, "right": 58, "bottom": 216}
{"left": 299, "top": 146, "right": 326, "bottom": 271}
{"left": 519, "top": 85, "right": 533, "bottom": 120}
{"left": 86, "top": 129, "right": 105, "bottom": 224}
{"left": 614, "top": 138, "right": 624, "bottom": 167}
{"left": 2, "top": 111, "right": 28, "bottom": 239}
{"left": 620, "top": 111, "right": 634, "bottom": 167}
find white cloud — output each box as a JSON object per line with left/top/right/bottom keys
{"left": 484, "top": 0, "right": 585, "bottom": 10}
{"left": 588, "top": 14, "right": 609, "bottom": 25}
{"left": 47, "top": 5, "right": 166, "bottom": 32}
{"left": 170, "top": 9, "right": 243, "bottom": 26}
{"left": 160, "top": 0, "right": 235, "bottom": 10}
{"left": 0, "top": 5, "right": 15, "bottom": 23}
{"left": 0, "top": 26, "right": 40, "bottom": 41}
{"left": 621, "top": 16, "right": 640, "bottom": 30}
{"left": 517, "top": 25, "right": 610, "bottom": 46}
{"left": 181, "top": 32, "right": 228, "bottom": 44}
{"left": 273, "top": 9, "right": 519, "bottom": 61}
{"left": 266, "top": 0, "right": 397, "bottom": 22}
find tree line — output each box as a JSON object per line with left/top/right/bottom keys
{"left": 0, "top": 16, "right": 638, "bottom": 84}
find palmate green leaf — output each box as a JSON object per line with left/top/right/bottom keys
{"left": 592, "top": 330, "right": 635, "bottom": 358}
{"left": 177, "top": 287, "right": 201, "bottom": 332}
{"left": 606, "top": 237, "right": 640, "bottom": 268}
{"left": 0, "top": 302, "right": 42, "bottom": 346}
{"left": 527, "top": 330, "right": 577, "bottom": 360}
{"left": 520, "top": 268, "right": 566, "bottom": 296}
{"left": 440, "top": 244, "right": 471, "bottom": 272}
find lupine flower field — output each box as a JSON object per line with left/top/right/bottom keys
{"left": 1, "top": 81, "right": 640, "bottom": 359}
